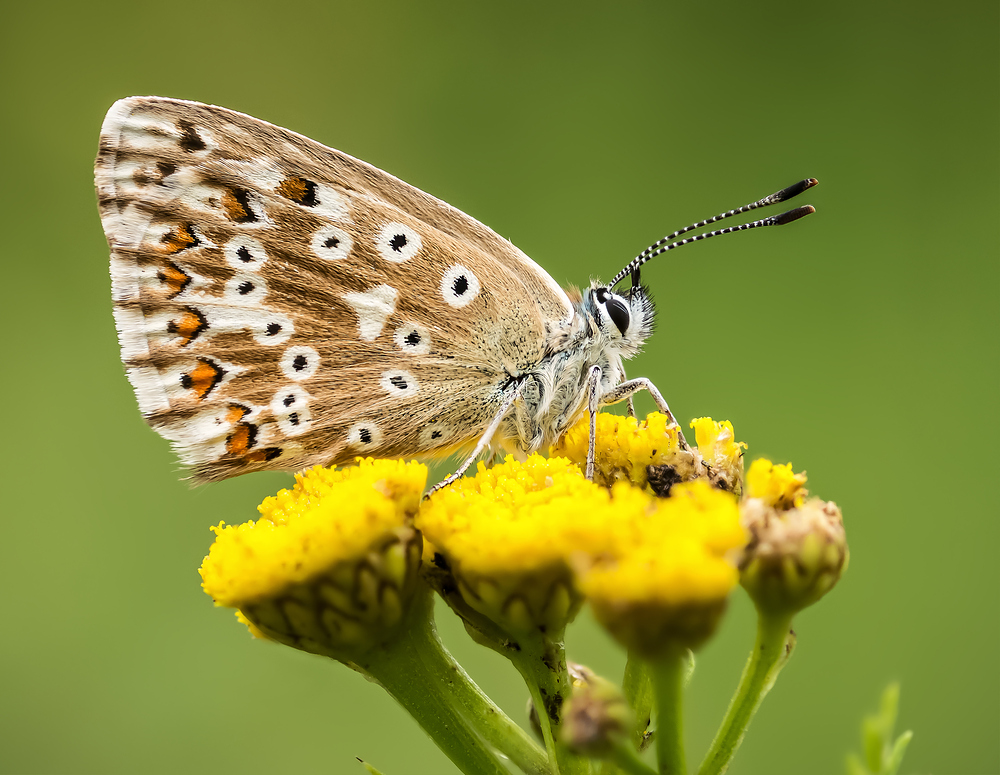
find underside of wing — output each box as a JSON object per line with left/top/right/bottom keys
{"left": 96, "top": 96, "right": 574, "bottom": 481}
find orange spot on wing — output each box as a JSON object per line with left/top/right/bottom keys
{"left": 167, "top": 307, "right": 207, "bottom": 345}
{"left": 221, "top": 188, "right": 257, "bottom": 222}
{"left": 157, "top": 261, "right": 190, "bottom": 297}
{"left": 225, "top": 404, "right": 249, "bottom": 424}
{"left": 226, "top": 423, "right": 255, "bottom": 455}
{"left": 182, "top": 358, "right": 224, "bottom": 399}
{"left": 276, "top": 176, "right": 317, "bottom": 206}
{"left": 246, "top": 447, "right": 282, "bottom": 463}
{"left": 160, "top": 224, "right": 199, "bottom": 254}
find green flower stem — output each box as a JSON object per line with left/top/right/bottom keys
{"left": 651, "top": 652, "right": 687, "bottom": 775}
{"left": 353, "top": 590, "right": 512, "bottom": 775}
{"left": 607, "top": 741, "right": 659, "bottom": 775}
{"left": 696, "top": 611, "right": 795, "bottom": 775}
{"left": 406, "top": 609, "right": 551, "bottom": 775}
{"left": 622, "top": 654, "right": 654, "bottom": 751}
{"left": 508, "top": 630, "right": 591, "bottom": 775}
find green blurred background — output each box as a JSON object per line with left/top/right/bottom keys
{"left": 2, "top": 1, "right": 996, "bottom": 773}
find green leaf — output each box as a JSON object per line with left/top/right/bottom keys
{"left": 848, "top": 682, "right": 913, "bottom": 775}
{"left": 357, "top": 758, "right": 387, "bottom": 775}
{"left": 884, "top": 730, "right": 913, "bottom": 775}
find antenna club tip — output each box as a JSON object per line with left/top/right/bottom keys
{"left": 774, "top": 205, "right": 816, "bottom": 225}
{"left": 806, "top": 177, "right": 819, "bottom": 188}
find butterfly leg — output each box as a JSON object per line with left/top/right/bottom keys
{"left": 426, "top": 379, "right": 528, "bottom": 498}
{"left": 586, "top": 365, "right": 602, "bottom": 480}
{"left": 601, "top": 378, "right": 689, "bottom": 449}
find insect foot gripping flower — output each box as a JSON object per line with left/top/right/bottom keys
{"left": 200, "top": 458, "right": 427, "bottom": 660}
{"left": 740, "top": 459, "right": 849, "bottom": 616}
{"left": 551, "top": 412, "right": 746, "bottom": 496}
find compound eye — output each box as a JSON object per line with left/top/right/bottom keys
{"left": 606, "top": 297, "right": 630, "bottom": 336}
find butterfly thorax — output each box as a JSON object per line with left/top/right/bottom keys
{"left": 499, "top": 282, "right": 655, "bottom": 455}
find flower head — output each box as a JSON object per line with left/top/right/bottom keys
{"left": 576, "top": 480, "right": 747, "bottom": 658}
{"left": 200, "top": 458, "right": 427, "bottom": 659}
{"left": 418, "top": 455, "right": 613, "bottom": 635}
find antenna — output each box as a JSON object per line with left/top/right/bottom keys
{"left": 609, "top": 178, "right": 818, "bottom": 289}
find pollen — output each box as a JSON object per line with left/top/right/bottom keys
{"left": 551, "top": 411, "right": 691, "bottom": 490}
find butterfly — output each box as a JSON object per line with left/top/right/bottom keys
{"left": 95, "top": 97, "right": 816, "bottom": 492}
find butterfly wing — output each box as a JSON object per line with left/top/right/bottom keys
{"left": 96, "top": 96, "right": 574, "bottom": 481}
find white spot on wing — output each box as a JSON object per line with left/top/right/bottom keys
{"left": 224, "top": 273, "right": 268, "bottom": 305}
{"left": 224, "top": 236, "right": 268, "bottom": 270}
{"left": 380, "top": 369, "right": 419, "bottom": 399}
{"left": 376, "top": 222, "right": 422, "bottom": 263}
{"left": 420, "top": 423, "right": 455, "bottom": 448}
{"left": 312, "top": 184, "right": 351, "bottom": 221}
{"left": 270, "top": 386, "right": 312, "bottom": 437}
{"left": 281, "top": 346, "right": 320, "bottom": 381}
{"left": 347, "top": 422, "right": 382, "bottom": 448}
{"left": 440, "top": 265, "right": 480, "bottom": 308}
{"left": 251, "top": 312, "right": 294, "bottom": 345}
{"left": 393, "top": 323, "right": 431, "bottom": 355}
{"left": 311, "top": 225, "right": 353, "bottom": 260}
{"left": 343, "top": 284, "right": 397, "bottom": 341}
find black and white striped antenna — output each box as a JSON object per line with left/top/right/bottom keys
{"left": 609, "top": 178, "right": 818, "bottom": 289}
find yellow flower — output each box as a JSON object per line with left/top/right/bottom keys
{"left": 200, "top": 458, "right": 426, "bottom": 658}
{"left": 418, "top": 455, "right": 614, "bottom": 634}
{"left": 745, "top": 458, "right": 807, "bottom": 509}
{"left": 576, "top": 480, "right": 747, "bottom": 658}
{"left": 740, "top": 460, "right": 848, "bottom": 615}
{"left": 552, "top": 412, "right": 745, "bottom": 495}
{"left": 690, "top": 417, "right": 746, "bottom": 494}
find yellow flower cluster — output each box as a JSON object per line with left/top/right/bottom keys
{"left": 419, "top": 454, "right": 746, "bottom": 646}
{"left": 202, "top": 458, "right": 426, "bottom": 606}
{"left": 198, "top": 416, "right": 763, "bottom": 656}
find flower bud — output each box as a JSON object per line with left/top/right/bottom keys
{"left": 740, "top": 459, "right": 848, "bottom": 615}
{"left": 560, "top": 672, "right": 634, "bottom": 756}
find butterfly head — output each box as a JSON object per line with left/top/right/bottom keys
{"left": 583, "top": 281, "right": 655, "bottom": 359}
